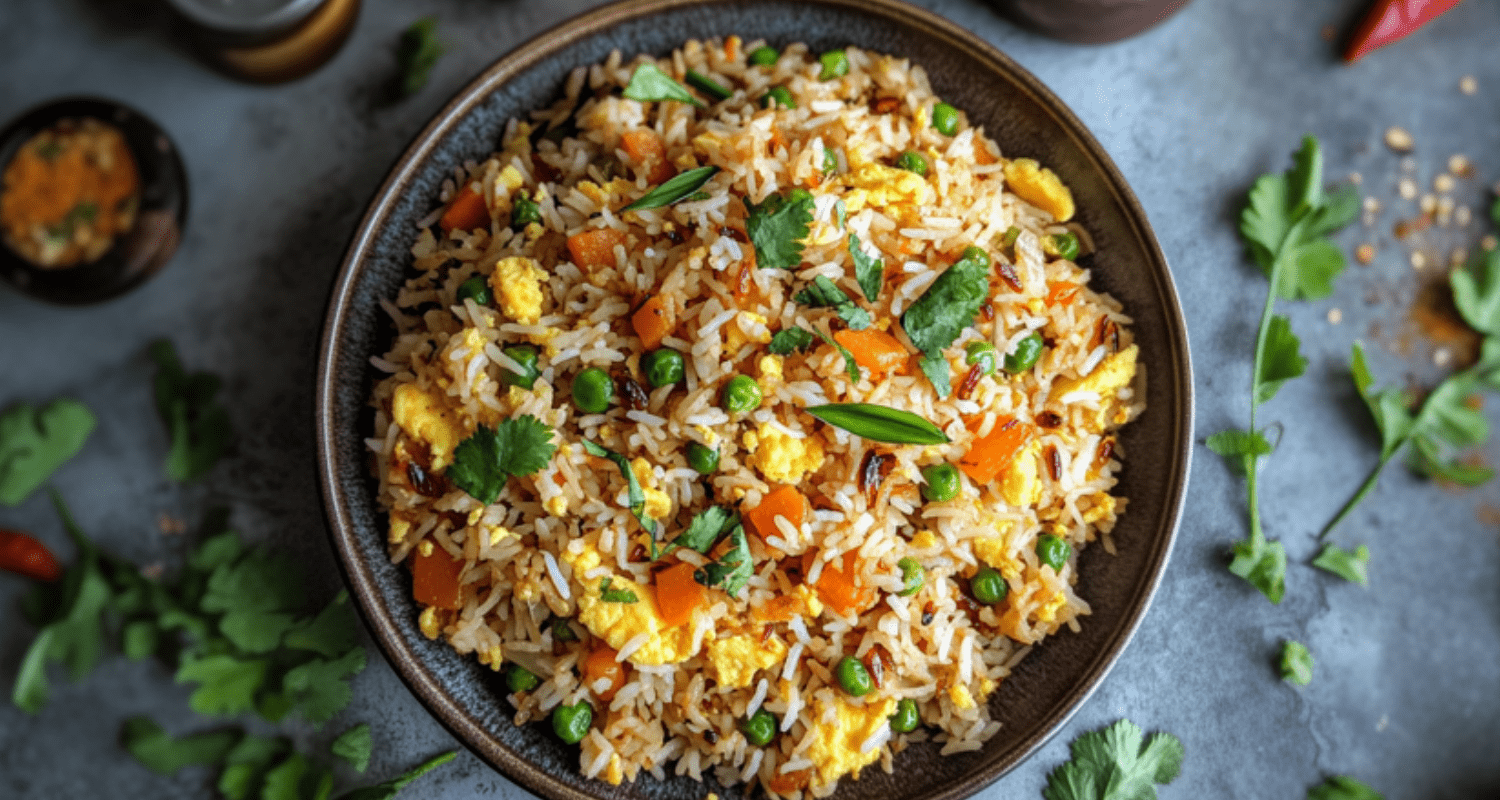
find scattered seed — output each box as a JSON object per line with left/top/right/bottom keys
{"left": 1327, "top": 308, "right": 1343, "bottom": 325}
{"left": 1399, "top": 178, "right": 1418, "bottom": 199}
{"left": 1363, "top": 197, "right": 1381, "bottom": 213}
{"left": 1451, "top": 247, "right": 1469, "bottom": 267}
{"left": 1460, "top": 75, "right": 1478, "bottom": 95}
{"left": 1419, "top": 194, "right": 1437, "bottom": 214}
{"left": 1437, "top": 197, "right": 1455, "bottom": 226}
{"left": 1434, "top": 174, "right": 1455, "bottom": 193}
{"left": 1410, "top": 252, "right": 1427, "bottom": 270}
{"left": 1384, "top": 126, "right": 1414, "bottom": 153}
{"left": 1456, "top": 206, "right": 1472, "bottom": 227}
{"left": 1434, "top": 348, "right": 1452, "bottom": 368}
{"left": 1355, "top": 243, "right": 1376, "bottom": 265}
{"left": 1349, "top": 171, "right": 1363, "bottom": 185}
{"left": 1449, "top": 154, "right": 1474, "bottom": 178}
{"left": 1484, "top": 235, "right": 1498, "bottom": 251}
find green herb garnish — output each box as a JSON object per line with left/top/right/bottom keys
{"left": 331, "top": 723, "right": 373, "bottom": 773}
{"left": 622, "top": 166, "right": 720, "bottom": 211}
{"left": 396, "top": 17, "right": 444, "bottom": 97}
{"left": 121, "top": 717, "right": 241, "bottom": 775}
{"left": 664, "top": 505, "right": 739, "bottom": 556}
{"left": 1279, "top": 640, "right": 1314, "bottom": 685}
{"left": 622, "top": 63, "right": 704, "bottom": 108}
{"left": 447, "top": 416, "right": 557, "bottom": 505}
{"left": 335, "top": 750, "right": 457, "bottom": 800}
{"left": 1208, "top": 136, "right": 1356, "bottom": 605}
{"left": 696, "top": 524, "right": 752, "bottom": 597}
{"left": 900, "top": 246, "right": 990, "bottom": 396}
{"left": 768, "top": 327, "right": 815, "bottom": 355}
{"left": 794, "top": 275, "right": 871, "bottom": 330}
{"left": 1042, "top": 718, "right": 1184, "bottom": 800}
{"left": 746, "top": 189, "right": 814, "bottom": 270}
{"left": 849, "top": 234, "right": 883, "bottom": 302}
{"left": 599, "top": 577, "right": 639, "bottom": 604}
{"left": 918, "top": 354, "right": 952, "bottom": 399}
{"left": 815, "top": 329, "right": 861, "bottom": 384}
{"left": 685, "top": 69, "right": 733, "bottom": 101}
{"left": 1311, "top": 543, "right": 1369, "bottom": 585}
{"left": 582, "top": 440, "right": 659, "bottom": 537}
{"left": 805, "top": 403, "right": 949, "bottom": 445}
{"left": 1307, "top": 777, "right": 1383, "bottom": 800}
{"left": 0, "top": 398, "right": 94, "bottom": 506}
{"left": 150, "top": 340, "right": 232, "bottom": 483}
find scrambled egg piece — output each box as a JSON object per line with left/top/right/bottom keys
{"left": 725, "top": 312, "right": 771, "bottom": 351}
{"left": 706, "top": 633, "right": 788, "bottom": 689}
{"left": 1000, "top": 440, "right": 1044, "bottom": 508}
{"left": 392, "top": 383, "right": 467, "bottom": 470}
{"left": 388, "top": 512, "right": 413, "bottom": 547}
{"left": 757, "top": 354, "right": 785, "bottom": 391}
{"left": 604, "top": 754, "right": 624, "bottom": 786}
{"left": 565, "top": 545, "right": 697, "bottom": 665}
{"left": 972, "top": 535, "right": 1022, "bottom": 585}
{"left": 1036, "top": 591, "right": 1069, "bottom": 624}
{"left": 630, "top": 458, "right": 673, "bottom": 521}
{"left": 488, "top": 256, "right": 548, "bottom": 325}
{"left": 909, "top": 529, "right": 938, "bottom": 550}
{"left": 805, "top": 695, "right": 898, "bottom": 789}
{"left": 840, "top": 164, "right": 933, "bottom": 226}
{"left": 1051, "top": 344, "right": 1139, "bottom": 431}
{"left": 949, "top": 683, "right": 975, "bottom": 711}
{"left": 744, "top": 423, "right": 824, "bottom": 484}
{"left": 1002, "top": 158, "right": 1075, "bottom": 222}
{"left": 793, "top": 583, "right": 824, "bottom": 618}
{"left": 498, "top": 164, "right": 525, "bottom": 191}
{"left": 1083, "top": 494, "right": 1117, "bottom": 524}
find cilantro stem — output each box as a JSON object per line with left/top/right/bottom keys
{"left": 1245, "top": 218, "right": 1306, "bottom": 545}
{"left": 1319, "top": 456, "right": 1387, "bottom": 540}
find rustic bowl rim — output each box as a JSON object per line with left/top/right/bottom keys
{"left": 316, "top": 1, "right": 1193, "bottom": 798}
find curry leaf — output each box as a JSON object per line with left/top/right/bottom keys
{"left": 0, "top": 399, "right": 95, "bottom": 506}
{"left": 805, "top": 403, "right": 950, "bottom": 445}
{"left": 622, "top": 166, "right": 720, "bottom": 211}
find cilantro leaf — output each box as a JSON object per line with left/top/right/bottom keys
{"left": 599, "top": 577, "right": 639, "bottom": 604}
{"left": 219, "top": 610, "right": 298, "bottom": 654}
{"left": 794, "top": 276, "right": 871, "bottom": 330}
{"left": 768, "top": 327, "right": 815, "bottom": 355}
{"left": 1228, "top": 534, "right": 1286, "bottom": 604}
{"left": 218, "top": 734, "right": 289, "bottom": 800}
{"left": 332, "top": 723, "right": 374, "bottom": 773}
{"left": 202, "top": 546, "right": 300, "bottom": 616}
{"left": 1280, "top": 640, "right": 1314, "bottom": 685}
{"left": 150, "top": 340, "right": 232, "bottom": 482}
{"left": 1205, "top": 428, "right": 1273, "bottom": 475}
{"left": 746, "top": 190, "right": 814, "bottom": 270}
{"left": 447, "top": 416, "right": 557, "bottom": 504}
{"left": 918, "top": 354, "right": 952, "bottom": 399}
{"left": 1406, "top": 373, "right": 1493, "bottom": 486}
{"left": 582, "top": 440, "right": 658, "bottom": 537}
{"left": 1349, "top": 343, "right": 1414, "bottom": 459}
{"left": 176, "top": 653, "right": 270, "bottom": 716}
{"left": 696, "top": 524, "right": 753, "bottom": 597}
{"left": 1312, "top": 543, "right": 1370, "bottom": 586}
{"left": 282, "top": 647, "right": 367, "bottom": 725}
{"left": 622, "top": 63, "right": 704, "bottom": 108}
{"left": 814, "top": 329, "right": 862, "bottom": 384}
{"left": 11, "top": 628, "right": 55, "bottom": 714}
{"left": 283, "top": 590, "right": 361, "bottom": 659}
{"left": 901, "top": 249, "right": 990, "bottom": 359}
{"left": 334, "top": 750, "right": 457, "bottom": 800}
{"left": 834, "top": 199, "right": 847, "bottom": 230}
{"left": 849, "top": 234, "right": 884, "bottom": 302}
{"left": 665, "top": 506, "right": 738, "bottom": 556}
{"left": 1255, "top": 315, "right": 1307, "bottom": 405}
{"left": 1239, "top": 137, "right": 1355, "bottom": 301}
{"left": 261, "top": 751, "right": 331, "bottom": 800}
{"left": 0, "top": 398, "right": 95, "bottom": 506}
{"left": 121, "top": 716, "right": 242, "bottom": 775}
{"left": 1042, "top": 718, "right": 1184, "bottom": 800}
{"left": 1450, "top": 246, "right": 1500, "bottom": 337}
{"left": 1308, "top": 776, "right": 1384, "bottom": 800}
{"left": 396, "top": 17, "right": 443, "bottom": 98}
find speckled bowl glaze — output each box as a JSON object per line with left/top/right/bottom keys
{"left": 316, "top": 1, "right": 1193, "bottom": 798}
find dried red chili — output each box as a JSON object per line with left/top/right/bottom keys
{"left": 0, "top": 529, "right": 62, "bottom": 582}
{"left": 1344, "top": 0, "right": 1463, "bottom": 63}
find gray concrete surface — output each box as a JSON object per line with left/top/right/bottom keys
{"left": 2, "top": 0, "right": 1499, "bottom": 797}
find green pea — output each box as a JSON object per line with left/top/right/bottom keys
{"left": 686, "top": 442, "right": 719, "bottom": 474}
{"left": 964, "top": 342, "right": 998, "bottom": 377}
{"left": 818, "top": 50, "right": 849, "bottom": 80}
{"left": 822, "top": 147, "right": 839, "bottom": 176}
{"left": 835, "top": 656, "right": 872, "bottom": 697}
{"left": 932, "top": 102, "right": 959, "bottom": 136}
{"left": 501, "top": 344, "right": 540, "bottom": 389}
{"left": 643, "top": 348, "right": 686, "bottom": 388}
{"left": 970, "top": 567, "right": 1008, "bottom": 605}
{"left": 722, "top": 375, "right": 763, "bottom": 414}
{"left": 959, "top": 245, "right": 990, "bottom": 269}
{"left": 456, "top": 275, "right": 491, "bottom": 306}
{"left": 748, "top": 46, "right": 779, "bottom": 66}
{"left": 896, "top": 557, "right": 924, "bottom": 597}
{"left": 511, "top": 193, "right": 542, "bottom": 230}
{"left": 760, "top": 86, "right": 795, "bottom": 110}
{"left": 895, "top": 150, "right": 928, "bottom": 176}
{"left": 888, "top": 698, "right": 920, "bottom": 733}
{"left": 572, "top": 367, "right": 614, "bottom": 414}
{"left": 919, "top": 463, "right": 961, "bottom": 503}
{"left": 551, "top": 701, "right": 593, "bottom": 744}
{"left": 1035, "top": 534, "right": 1070, "bottom": 571}
{"left": 740, "top": 708, "right": 778, "bottom": 746}
{"left": 1048, "top": 232, "right": 1081, "bottom": 261}
{"left": 505, "top": 663, "right": 540, "bottom": 693}
{"left": 1003, "top": 333, "right": 1045, "bottom": 374}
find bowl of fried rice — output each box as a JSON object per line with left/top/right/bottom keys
{"left": 315, "top": 1, "right": 1193, "bottom": 799}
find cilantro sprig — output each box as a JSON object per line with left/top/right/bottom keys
{"left": 746, "top": 190, "right": 814, "bottom": 270}
{"left": 599, "top": 576, "right": 639, "bottom": 604}
{"left": 695, "top": 523, "right": 753, "bottom": 597}
{"left": 622, "top": 63, "right": 705, "bottom": 108}
{"left": 663, "top": 505, "right": 739, "bottom": 557}
{"left": 396, "top": 17, "right": 444, "bottom": 98}
{"left": 768, "top": 327, "right": 815, "bottom": 355}
{"left": 794, "top": 275, "right": 872, "bottom": 330}
{"left": 1042, "top": 718, "right": 1184, "bottom": 800}
{"left": 849, "top": 233, "right": 884, "bottom": 302}
{"left": 1280, "top": 640, "right": 1314, "bottom": 685}
{"left": 0, "top": 398, "right": 95, "bottom": 506}
{"left": 447, "top": 416, "right": 557, "bottom": 505}
{"left": 900, "top": 246, "right": 991, "bottom": 398}
{"left": 1308, "top": 776, "right": 1384, "bottom": 800}
{"left": 1207, "top": 136, "right": 1356, "bottom": 604}
{"left": 582, "top": 440, "right": 659, "bottom": 539}
{"left": 151, "top": 340, "right": 233, "bottom": 482}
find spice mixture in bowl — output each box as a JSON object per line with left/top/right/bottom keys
{"left": 366, "top": 38, "right": 1143, "bottom": 797}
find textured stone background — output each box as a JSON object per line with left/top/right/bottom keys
{"left": 1, "top": 0, "right": 1498, "bottom": 797}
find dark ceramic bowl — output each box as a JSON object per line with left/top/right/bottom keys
{"left": 0, "top": 97, "right": 188, "bottom": 305}
{"left": 316, "top": 1, "right": 1193, "bottom": 798}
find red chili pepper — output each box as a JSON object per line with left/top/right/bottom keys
{"left": 0, "top": 528, "right": 63, "bottom": 582}
{"left": 1343, "top": 0, "right": 1463, "bottom": 63}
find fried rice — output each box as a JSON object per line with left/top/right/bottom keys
{"left": 367, "top": 37, "right": 1144, "bottom": 798}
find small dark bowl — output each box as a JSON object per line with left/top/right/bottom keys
{"left": 317, "top": 1, "right": 1193, "bottom": 799}
{"left": 0, "top": 97, "right": 188, "bottom": 305}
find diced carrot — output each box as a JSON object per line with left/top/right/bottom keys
{"left": 439, "top": 184, "right": 490, "bottom": 234}
{"left": 959, "top": 417, "right": 1034, "bottom": 485}
{"left": 412, "top": 542, "right": 464, "bottom": 610}
{"left": 743, "top": 485, "right": 805, "bottom": 541}
{"left": 833, "top": 328, "right": 909, "bottom": 378}
{"left": 814, "top": 550, "right": 876, "bottom": 618}
{"left": 1044, "top": 281, "right": 1078, "bottom": 308}
{"left": 631, "top": 295, "right": 673, "bottom": 350}
{"left": 654, "top": 561, "right": 706, "bottom": 628}
{"left": 620, "top": 129, "right": 676, "bottom": 185}
{"left": 768, "top": 769, "right": 812, "bottom": 795}
{"left": 731, "top": 261, "right": 762, "bottom": 306}
{"left": 582, "top": 645, "right": 628, "bottom": 702}
{"left": 567, "top": 228, "right": 628, "bottom": 269}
